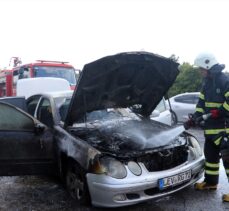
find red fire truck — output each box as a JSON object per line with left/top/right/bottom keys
{"left": 0, "top": 69, "right": 13, "bottom": 96}
{"left": 0, "top": 59, "right": 78, "bottom": 97}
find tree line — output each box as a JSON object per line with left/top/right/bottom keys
{"left": 167, "top": 56, "right": 229, "bottom": 98}
{"left": 167, "top": 62, "right": 202, "bottom": 98}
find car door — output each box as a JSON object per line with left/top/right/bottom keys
{"left": 172, "top": 95, "right": 197, "bottom": 122}
{"left": 0, "top": 102, "right": 56, "bottom": 176}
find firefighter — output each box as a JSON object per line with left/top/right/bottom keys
{"left": 184, "top": 52, "right": 229, "bottom": 202}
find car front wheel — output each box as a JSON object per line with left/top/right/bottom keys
{"left": 65, "top": 161, "right": 90, "bottom": 205}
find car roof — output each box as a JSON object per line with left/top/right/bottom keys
{"left": 30, "top": 90, "right": 74, "bottom": 99}
{"left": 172, "top": 92, "right": 200, "bottom": 98}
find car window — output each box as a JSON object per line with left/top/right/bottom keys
{"left": 0, "top": 103, "right": 34, "bottom": 131}
{"left": 86, "top": 109, "right": 123, "bottom": 122}
{"left": 0, "top": 97, "right": 27, "bottom": 112}
{"left": 174, "top": 95, "right": 194, "bottom": 104}
{"left": 37, "top": 98, "right": 54, "bottom": 127}
{"left": 83, "top": 108, "right": 139, "bottom": 122}
{"left": 193, "top": 94, "right": 200, "bottom": 104}
{"left": 58, "top": 98, "right": 71, "bottom": 122}
{"left": 155, "top": 99, "right": 166, "bottom": 112}
{"left": 27, "top": 95, "right": 41, "bottom": 115}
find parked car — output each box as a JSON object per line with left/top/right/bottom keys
{"left": 151, "top": 97, "right": 177, "bottom": 126}
{"left": 0, "top": 52, "right": 204, "bottom": 208}
{"left": 167, "top": 92, "right": 200, "bottom": 122}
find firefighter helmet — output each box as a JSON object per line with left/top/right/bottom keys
{"left": 194, "top": 52, "right": 218, "bottom": 70}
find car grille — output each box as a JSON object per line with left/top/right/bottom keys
{"left": 137, "top": 146, "right": 188, "bottom": 172}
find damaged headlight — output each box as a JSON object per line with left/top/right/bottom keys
{"left": 188, "top": 136, "right": 203, "bottom": 159}
{"left": 98, "top": 157, "right": 127, "bottom": 179}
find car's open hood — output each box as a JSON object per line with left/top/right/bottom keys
{"left": 65, "top": 52, "right": 179, "bottom": 126}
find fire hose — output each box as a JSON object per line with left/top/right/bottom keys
{"left": 195, "top": 113, "right": 212, "bottom": 123}
{"left": 183, "top": 113, "right": 212, "bottom": 130}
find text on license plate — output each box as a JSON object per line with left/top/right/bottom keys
{"left": 158, "top": 170, "right": 192, "bottom": 190}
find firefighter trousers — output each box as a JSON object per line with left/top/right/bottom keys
{"left": 204, "top": 136, "right": 229, "bottom": 185}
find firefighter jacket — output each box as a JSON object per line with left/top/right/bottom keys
{"left": 195, "top": 64, "right": 229, "bottom": 142}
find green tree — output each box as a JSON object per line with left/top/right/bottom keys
{"left": 168, "top": 62, "right": 202, "bottom": 97}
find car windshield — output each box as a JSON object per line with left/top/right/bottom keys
{"left": 85, "top": 108, "right": 138, "bottom": 122}
{"left": 55, "top": 95, "right": 140, "bottom": 123}
{"left": 34, "top": 66, "right": 77, "bottom": 85}
{"left": 54, "top": 96, "right": 72, "bottom": 122}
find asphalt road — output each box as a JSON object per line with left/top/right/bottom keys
{"left": 1, "top": 128, "right": 229, "bottom": 211}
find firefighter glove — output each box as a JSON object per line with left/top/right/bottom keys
{"left": 210, "top": 109, "right": 220, "bottom": 119}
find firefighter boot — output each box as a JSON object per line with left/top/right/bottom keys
{"left": 222, "top": 194, "right": 229, "bottom": 202}
{"left": 194, "top": 181, "right": 217, "bottom": 190}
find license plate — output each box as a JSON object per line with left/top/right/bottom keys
{"left": 158, "top": 170, "right": 192, "bottom": 190}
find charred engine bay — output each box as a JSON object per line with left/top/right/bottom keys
{"left": 69, "top": 119, "right": 188, "bottom": 160}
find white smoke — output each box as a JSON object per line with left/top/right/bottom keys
{"left": 124, "top": 125, "right": 185, "bottom": 149}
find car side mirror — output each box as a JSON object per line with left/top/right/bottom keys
{"left": 151, "top": 109, "right": 160, "bottom": 117}
{"left": 34, "top": 123, "right": 45, "bottom": 135}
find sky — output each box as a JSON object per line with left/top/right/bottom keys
{"left": 0, "top": 0, "right": 229, "bottom": 70}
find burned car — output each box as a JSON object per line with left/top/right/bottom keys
{"left": 0, "top": 52, "right": 204, "bottom": 207}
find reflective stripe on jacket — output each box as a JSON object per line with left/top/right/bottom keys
{"left": 194, "top": 68, "right": 229, "bottom": 137}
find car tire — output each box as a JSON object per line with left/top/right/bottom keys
{"left": 170, "top": 110, "right": 178, "bottom": 126}
{"left": 65, "top": 161, "right": 90, "bottom": 205}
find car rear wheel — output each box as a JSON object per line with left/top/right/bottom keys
{"left": 65, "top": 161, "right": 90, "bottom": 205}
